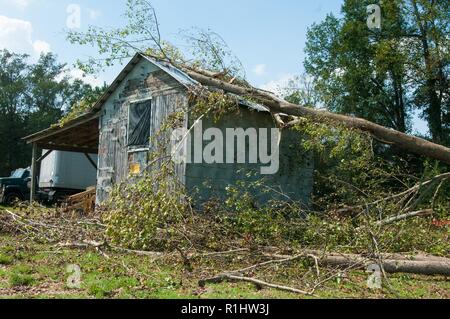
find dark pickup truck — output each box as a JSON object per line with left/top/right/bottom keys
{"left": 0, "top": 168, "right": 32, "bottom": 206}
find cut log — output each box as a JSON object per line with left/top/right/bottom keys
{"left": 182, "top": 68, "right": 450, "bottom": 164}
{"left": 320, "top": 254, "right": 450, "bottom": 276}
{"left": 381, "top": 260, "right": 450, "bottom": 276}
{"left": 267, "top": 250, "right": 450, "bottom": 276}
{"left": 199, "top": 250, "right": 449, "bottom": 294}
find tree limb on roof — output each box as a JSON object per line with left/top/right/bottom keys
{"left": 178, "top": 64, "right": 450, "bottom": 165}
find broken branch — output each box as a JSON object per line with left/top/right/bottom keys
{"left": 376, "top": 209, "right": 434, "bottom": 227}
{"left": 199, "top": 274, "right": 313, "bottom": 296}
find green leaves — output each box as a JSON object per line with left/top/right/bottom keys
{"left": 103, "top": 167, "right": 189, "bottom": 251}
{"left": 0, "top": 50, "right": 102, "bottom": 176}
{"left": 65, "top": 0, "right": 245, "bottom": 84}
{"left": 304, "top": 0, "right": 450, "bottom": 144}
{"left": 58, "top": 83, "right": 107, "bottom": 127}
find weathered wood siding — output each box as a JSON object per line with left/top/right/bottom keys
{"left": 185, "top": 108, "right": 314, "bottom": 206}
{"left": 96, "top": 57, "right": 314, "bottom": 207}
{"left": 96, "top": 59, "right": 188, "bottom": 203}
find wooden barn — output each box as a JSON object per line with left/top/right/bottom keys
{"left": 24, "top": 53, "right": 314, "bottom": 207}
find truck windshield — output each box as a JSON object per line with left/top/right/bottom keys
{"left": 11, "top": 169, "right": 25, "bottom": 178}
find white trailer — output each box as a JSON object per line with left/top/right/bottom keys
{"left": 39, "top": 150, "right": 98, "bottom": 202}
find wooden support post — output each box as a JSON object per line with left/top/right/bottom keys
{"left": 37, "top": 149, "right": 53, "bottom": 163}
{"left": 30, "top": 143, "right": 37, "bottom": 204}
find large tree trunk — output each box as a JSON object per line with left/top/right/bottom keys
{"left": 411, "top": 0, "right": 445, "bottom": 144}
{"left": 184, "top": 69, "right": 450, "bottom": 165}
{"left": 318, "top": 253, "right": 450, "bottom": 276}
{"left": 269, "top": 250, "right": 450, "bottom": 276}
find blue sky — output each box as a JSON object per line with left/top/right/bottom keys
{"left": 0, "top": 0, "right": 343, "bottom": 86}
{"left": 0, "top": 0, "right": 428, "bottom": 133}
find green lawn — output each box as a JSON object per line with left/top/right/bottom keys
{"left": 0, "top": 234, "right": 448, "bottom": 299}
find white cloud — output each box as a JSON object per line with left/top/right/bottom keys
{"left": 0, "top": 15, "right": 33, "bottom": 51}
{"left": 0, "top": 15, "right": 102, "bottom": 87}
{"left": 259, "top": 73, "right": 295, "bottom": 96}
{"left": 68, "top": 68, "right": 104, "bottom": 87}
{"left": 253, "top": 64, "right": 267, "bottom": 76}
{"left": 0, "top": 15, "right": 51, "bottom": 58}
{"left": 32, "top": 40, "right": 51, "bottom": 55}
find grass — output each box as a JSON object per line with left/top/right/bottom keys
{"left": 7, "top": 265, "right": 35, "bottom": 287}
{"left": 0, "top": 234, "right": 448, "bottom": 299}
{"left": 0, "top": 254, "right": 13, "bottom": 265}
{"left": 8, "top": 273, "right": 35, "bottom": 287}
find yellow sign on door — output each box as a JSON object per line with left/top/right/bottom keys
{"left": 129, "top": 163, "right": 141, "bottom": 175}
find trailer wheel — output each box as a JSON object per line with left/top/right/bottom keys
{"left": 4, "top": 192, "right": 22, "bottom": 206}
{"left": 53, "top": 192, "right": 68, "bottom": 206}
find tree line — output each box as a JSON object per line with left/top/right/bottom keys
{"left": 2, "top": 0, "right": 448, "bottom": 177}
{"left": 303, "top": 0, "right": 449, "bottom": 145}
{"left": 0, "top": 50, "right": 104, "bottom": 176}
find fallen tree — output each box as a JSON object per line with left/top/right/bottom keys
{"left": 199, "top": 249, "right": 450, "bottom": 295}
{"left": 65, "top": 0, "right": 450, "bottom": 164}
{"left": 181, "top": 66, "right": 450, "bottom": 165}
{"left": 264, "top": 250, "right": 450, "bottom": 276}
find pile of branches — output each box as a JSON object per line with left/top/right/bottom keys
{"left": 196, "top": 248, "right": 450, "bottom": 296}
{"left": 0, "top": 204, "right": 105, "bottom": 244}
{"left": 98, "top": 169, "right": 449, "bottom": 294}
{"left": 334, "top": 172, "right": 450, "bottom": 221}
{"left": 1, "top": 170, "right": 448, "bottom": 296}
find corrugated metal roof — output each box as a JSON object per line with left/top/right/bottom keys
{"left": 141, "top": 55, "right": 199, "bottom": 87}
{"left": 25, "top": 53, "right": 272, "bottom": 143}
{"left": 141, "top": 54, "right": 269, "bottom": 113}
{"left": 89, "top": 53, "right": 269, "bottom": 113}
{"left": 229, "top": 94, "right": 270, "bottom": 113}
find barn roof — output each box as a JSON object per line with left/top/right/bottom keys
{"left": 23, "top": 112, "right": 100, "bottom": 154}
{"left": 88, "top": 53, "right": 200, "bottom": 113}
{"left": 23, "top": 52, "right": 269, "bottom": 152}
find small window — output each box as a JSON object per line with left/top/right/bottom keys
{"left": 128, "top": 100, "right": 151, "bottom": 147}
{"left": 11, "top": 169, "right": 26, "bottom": 178}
